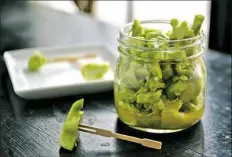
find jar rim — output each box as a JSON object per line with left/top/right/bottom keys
{"left": 119, "top": 19, "right": 205, "bottom": 44}
{"left": 118, "top": 19, "right": 205, "bottom": 62}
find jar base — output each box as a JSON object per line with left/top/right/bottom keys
{"left": 128, "top": 121, "right": 200, "bottom": 133}
{"left": 129, "top": 126, "right": 186, "bottom": 133}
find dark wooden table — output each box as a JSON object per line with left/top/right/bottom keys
{"left": 0, "top": 2, "right": 231, "bottom": 157}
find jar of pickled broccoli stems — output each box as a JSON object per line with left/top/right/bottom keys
{"left": 114, "top": 17, "right": 206, "bottom": 133}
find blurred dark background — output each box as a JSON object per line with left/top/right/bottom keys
{"left": 209, "top": 0, "right": 231, "bottom": 54}
{"left": 0, "top": 0, "right": 231, "bottom": 55}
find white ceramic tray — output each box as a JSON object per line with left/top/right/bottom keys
{"left": 3, "top": 43, "right": 117, "bottom": 99}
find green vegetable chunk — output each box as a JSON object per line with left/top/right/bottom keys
{"left": 165, "top": 50, "right": 187, "bottom": 60}
{"left": 170, "top": 18, "right": 179, "bottom": 27}
{"left": 191, "top": 14, "right": 205, "bottom": 35}
{"left": 170, "top": 20, "right": 194, "bottom": 40}
{"left": 158, "top": 97, "right": 183, "bottom": 111}
{"left": 179, "top": 73, "right": 202, "bottom": 102}
{"left": 162, "top": 64, "right": 174, "bottom": 80}
{"left": 121, "top": 70, "right": 144, "bottom": 89}
{"left": 81, "top": 63, "right": 109, "bottom": 80}
{"left": 28, "top": 51, "right": 46, "bottom": 71}
{"left": 135, "top": 66, "right": 150, "bottom": 79}
{"left": 181, "top": 102, "right": 199, "bottom": 112}
{"left": 127, "top": 37, "right": 145, "bottom": 56}
{"left": 145, "top": 31, "right": 167, "bottom": 40}
{"left": 118, "top": 88, "right": 136, "bottom": 103}
{"left": 131, "top": 19, "right": 144, "bottom": 37}
{"left": 136, "top": 89, "right": 162, "bottom": 104}
{"left": 144, "top": 28, "right": 161, "bottom": 37}
{"left": 166, "top": 80, "right": 188, "bottom": 100}
{"left": 175, "top": 61, "right": 194, "bottom": 77}
{"left": 146, "top": 77, "right": 165, "bottom": 90}
{"left": 153, "top": 52, "right": 165, "bottom": 60}
{"left": 59, "top": 99, "right": 84, "bottom": 151}
{"left": 172, "top": 75, "right": 188, "bottom": 82}
{"left": 149, "top": 61, "right": 162, "bottom": 79}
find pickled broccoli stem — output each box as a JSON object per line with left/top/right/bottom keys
{"left": 149, "top": 61, "right": 162, "bottom": 79}
{"left": 28, "top": 51, "right": 46, "bottom": 71}
{"left": 131, "top": 19, "right": 144, "bottom": 37}
{"left": 166, "top": 80, "right": 188, "bottom": 100}
{"left": 59, "top": 99, "right": 84, "bottom": 151}
{"left": 169, "top": 20, "right": 194, "bottom": 40}
{"left": 136, "top": 90, "right": 162, "bottom": 104}
{"left": 162, "top": 64, "right": 174, "bottom": 80}
{"left": 192, "top": 14, "right": 205, "bottom": 35}
{"left": 81, "top": 63, "right": 110, "bottom": 80}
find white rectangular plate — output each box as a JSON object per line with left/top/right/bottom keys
{"left": 3, "top": 43, "right": 118, "bottom": 99}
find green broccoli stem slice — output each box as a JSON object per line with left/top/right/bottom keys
{"left": 181, "top": 102, "right": 199, "bottom": 112}
{"left": 191, "top": 14, "right": 205, "bottom": 35}
{"left": 131, "top": 19, "right": 144, "bottom": 37}
{"left": 175, "top": 61, "right": 194, "bottom": 77}
{"left": 118, "top": 88, "right": 136, "bottom": 103}
{"left": 165, "top": 80, "right": 188, "bottom": 100}
{"left": 81, "top": 63, "right": 110, "bottom": 80}
{"left": 162, "top": 64, "right": 174, "bottom": 80}
{"left": 28, "top": 51, "right": 46, "bottom": 71}
{"left": 59, "top": 99, "right": 84, "bottom": 151}
{"left": 136, "top": 89, "right": 162, "bottom": 105}
{"left": 149, "top": 61, "right": 162, "bottom": 79}
{"left": 146, "top": 77, "right": 165, "bottom": 90}
{"left": 169, "top": 20, "right": 194, "bottom": 40}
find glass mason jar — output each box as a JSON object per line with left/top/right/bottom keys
{"left": 114, "top": 20, "right": 207, "bottom": 133}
